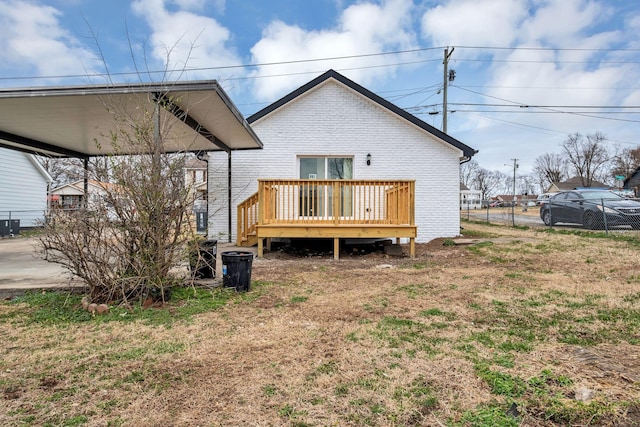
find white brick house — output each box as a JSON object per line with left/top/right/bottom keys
{"left": 208, "top": 70, "right": 476, "bottom": 245}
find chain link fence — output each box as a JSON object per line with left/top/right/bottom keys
{"left": 461, "top": 196, "right": 640, "bottom": 234}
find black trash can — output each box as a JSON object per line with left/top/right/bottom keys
{"left": 221, "top": 251, "right": 253, "bottom": 292}
{"left": 191, "top": 239, "right": 217, "bottom": 279}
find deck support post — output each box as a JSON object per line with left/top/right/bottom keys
{"left": 333, "top": 238, "right": 340, "bottom": 260}
{"left": 257, "top": 237, "right": 264, "bottom": 258}
{"left": 409, "top": 238, "right": 415, "bottom": 258}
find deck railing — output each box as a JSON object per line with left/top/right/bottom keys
{"left": 237, "top": 179, "right": 415, "bottom": 245}
{"left": 237, "top": 192, "right": 259, "bottom": 245}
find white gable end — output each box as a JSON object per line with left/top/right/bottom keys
{"left": 208, "top": 78, "right": 463, "bottom": 243}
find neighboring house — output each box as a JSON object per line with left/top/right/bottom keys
{"left": 547, "top": 176, "right": 608, "bottom": 193}
{"left": 624, "top": 167, "right": 640, "bottom": 196}
{"left": 184, "top": 158, "right": 208, "bottom": 210}
{"left": 207, "top": 69, "right": 476, "bottom": 254}
{"left": 50, "top": 180, "right": 111, "bottom": 210}
{"left": 496, "top": 194, "right": 538, "bottom": 206}
{"left": 460, "top": 183, "right": 482, "bottom": 210}
{"left": 0, "top": 147, "right": 52, "bottom": 230}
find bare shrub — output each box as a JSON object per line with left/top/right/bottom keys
{"left": 38, "top": 94, "right": 199, "bottom": 304}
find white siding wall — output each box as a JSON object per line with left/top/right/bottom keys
{"left": 0, "top": 148, "right": 50, "bottom": 227}
{"left": 208, "top": 80, "right": 462, "bottom": 243}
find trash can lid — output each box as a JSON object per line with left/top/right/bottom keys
{"left": 221, "top": 251, "right": 253, "bottom": 256}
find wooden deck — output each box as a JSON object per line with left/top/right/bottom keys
{"left": 237, "top": 179, "right": 416, "bottom": 259}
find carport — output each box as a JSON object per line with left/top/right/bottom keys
{"left": 0, "top": 80, "right": 263, "bottom": 239}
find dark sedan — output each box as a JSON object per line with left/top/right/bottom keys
{"left": 539, "top": 190, "right": 640, "bottom": 229}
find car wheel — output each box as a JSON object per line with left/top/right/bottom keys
{"left": 583, "top": 212, "right": 598, "bottom": 230}
{"left": 542, "top": 210, "right": 554, "bottom": 226}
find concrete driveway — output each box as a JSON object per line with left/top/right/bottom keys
{"left": 0, "top": 237, "right": 256, "bottom": 298}
{"left": 0, "top": 237, "right": 77, "bottom": 297}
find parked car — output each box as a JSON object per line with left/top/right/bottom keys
{"left": 539, "top": 190, "right": 640, "bottom": 229}
{"left": 536, "top": 192, "right": 557, "bottom": 206}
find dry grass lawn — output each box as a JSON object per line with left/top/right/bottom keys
{"left": 1, "top": 221, "right": 640, "bottom": 426}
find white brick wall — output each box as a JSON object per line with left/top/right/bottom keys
{"left": 208, "top": 80, "right": 462, "bottom": 243}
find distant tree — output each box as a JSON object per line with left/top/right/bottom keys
{"left": 37, "top": 156, "right": 111, "bottom": 187}
{"left": 561, "top": 132, "right": 610, "bottom": 186}
{"left": 533, "top": 153, "right": 568, "bottom": 190}
{"left": 609, "top": 146, "right": 640, "bottom": 179}
{"left": 89, "top": 157, "right": 112, "bottom": 182}
{"left": 37, "top": 156, "right": 85, "bottom": 187}
{"left": 460, "top": 159, "right": 480, "bottom": 188}
{"left": 517, "top": 173, "right": 536, "bottom": 196}
{"left": 474, "top": 168, "right": 504, "bottom": 199}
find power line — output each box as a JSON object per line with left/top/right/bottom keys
{"left": 455, "top": 45, "right": 640, "bottom": 52}
{"left": 451, "top": 111, "right": 640, "bottom": 147}
{"left": 3, "top": 43, "right": 640, "bottom": 83}
{"left": 407, "top": 102, "right": 640, "bottom": 110}
{"left": 0, "top": 46, "right": 444, "bottom": 83}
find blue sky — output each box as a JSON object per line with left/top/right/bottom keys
{"left": 1, "top": 0, "right": 639, "bottom": 175}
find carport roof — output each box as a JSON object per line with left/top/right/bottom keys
{"left": 0, "top": 80, "right": 262, "bottom": 158}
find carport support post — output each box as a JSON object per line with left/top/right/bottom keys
{"left": 83, "top": 158, "right": 89, "bottom": 209}
{"left": 228, "top": 151, "right": 232, "bottom": 243}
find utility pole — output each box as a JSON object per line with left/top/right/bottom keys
{"left": 511, "top": 158, "right": 519, "bottom": 226}
{"left": 442, "top": 46, "right": 455, "bottom": 133}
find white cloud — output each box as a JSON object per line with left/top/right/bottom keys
{"left": 248, "top": 0, "right": 417, "bottom": 101}
{"left": 420, "top": 0, "right": 640, "bottom": 172}
{"left": 421, "top": 0, "right": 527, "bottom": 48}
{"left": 131, "top": 0, "right": 240, "bottom": 79}
{"left": 171, "top": 0, "right": 206, "bottom": 11}
{"left": 518, "top": 0, "right": 608, "bottom": 46}
{"left": 0, "top": 0, "right": 99, "bottom": 83}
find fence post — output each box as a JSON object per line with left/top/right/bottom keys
{"left": 601, "top": 198, "right": 608, "bottom": 234}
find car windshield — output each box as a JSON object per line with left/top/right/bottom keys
{"left": 578, "top": 191, "right": 622, "bottom": 201}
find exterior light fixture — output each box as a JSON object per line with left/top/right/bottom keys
{"left": 366, "top": 153, "right": 371, "bottom": 166}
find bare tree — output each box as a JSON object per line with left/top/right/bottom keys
{"left": 610, "top": 146, "right": 640, "bottom": 179}
{"left": 473, "top": 168, "right": 504, "bottom": 199}
{"left": 561, "top": 132, "right": 610, "bottom": 186}
{"left": 460, "top": 159, "right": 480, "bottom": 189}
{"left": 89, "top": 156, "right": 112, "bottom": 182}
{"left": 38, "top": 94, "right": 199, "bottom": 304}
{"left": 517, "top": 173, "right": 536, "bottom": 196}
{"left": 37, "top": 156, "right": 111, "bottom": 187}
{"left": 533, "top": 153, "right": 568, "bottom": 190}
{"left": 37, "top": 156, "right": 85, "bottom": 187}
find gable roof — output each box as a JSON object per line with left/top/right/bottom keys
{"left": 51, "top": 179, "right": 117, "bottom": 195}
{"left": 247, "top": 69, "right": 477, "bottom": 159}
{"left": 549, "top": 176, "right": 608, "bottom": 192}
{"left": 25, "top": 153, "right": 53, "bottom": 183}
